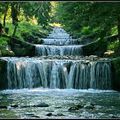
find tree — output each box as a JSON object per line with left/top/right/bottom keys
{"left": 21, "top": 2, "right": 51, "bottom": 28}
{"left": 11, "top": 2, "right": 20, "bottom": 36}
{"left": 54, "top": 2, "right": 120, "bottom": 40}
{"left": 0, "top": 2, "right": 9, "bottom": 28}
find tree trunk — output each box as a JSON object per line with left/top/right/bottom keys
{"left": 12, "top": 23, "right": 18, "bottom": 37}
{"left": 3, "top": 4, "right": 9, "bottom": 27}
{"left": 11, "top": 3, "right": 19, "bottom": 37}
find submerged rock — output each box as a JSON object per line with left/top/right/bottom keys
{"left": 46, "top": 113, "right": 52, "bottom": 116}
{"left": 68, "top": 104, "right": 83, "bottom": 111}
{"left": 56, "top": 113, "right": 64, "bottom": 116}
{"left": 21, "top": 103, "right": 49, "bottom": 108}
{"left": 0, "top": 105, "right": 7, "bottom": 109}
{"left": 24, "top": 113, "right": 40, "bottom": 118}
{"left": 33, "top": 103, "right": 49, "bottom": 107}
{"left": 11, "top": 104, "right": 19, "bottom": 108}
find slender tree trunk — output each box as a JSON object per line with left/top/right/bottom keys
{"left": 11, "top": 3, "right": 19, "bottom": 37}
{"left": 12, "top": 23, "right": 18, "bottom": 37}
{"left": 3, "top": 4, "right": 9, "bottom": 27}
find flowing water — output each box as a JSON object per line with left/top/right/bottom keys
{"left": 0, "top": 26, "right": 120, "bottom": 119}
{"left": 0, "top": 89, "right": 120, "bottom": 119}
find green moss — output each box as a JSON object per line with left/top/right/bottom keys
{"left": 1, "top": 49, "right": 15, "bottom": 57}
{"left": 0, "top": 37, "right": 9, "bottom": 49}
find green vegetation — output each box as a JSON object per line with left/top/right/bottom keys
{"left": 52, "top": 2, "right": 120, "bottom": 57}
{"left": 0, "top": 2, "right": 52, "bottom": 56}
{"left": 0, "top": 1, "right": 120, "bottom": 58}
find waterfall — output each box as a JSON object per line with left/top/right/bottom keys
{"left": 0, "top": 27, "right": 112, "bottom": 90}
{"left": 1, "top": 57, "right": 111, "bottom": 89}
{"left": 35, "top": 45, "right": 83, "bottom": 56}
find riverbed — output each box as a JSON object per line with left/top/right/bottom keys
{"left": 0, "top": 88, "right": 120, "bottom": 119}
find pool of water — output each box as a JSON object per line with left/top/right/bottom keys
{"left": 0, "top": 88, "right": 120, "bottom": 119}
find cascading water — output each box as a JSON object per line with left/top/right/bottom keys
{"left": 35, "top": 45, "right": 83, "bottom": 56}
{"left": 0, "top": 26, "right": 112, "bottom": 90}
{"left": 35, "top": 27, "right": 82, "bottom": 56}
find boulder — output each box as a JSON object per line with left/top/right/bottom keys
{"left": 1, "top": 49, "right": 15, "bottom": 57}
{"left": 0, "top": 105, "right": 7, "bottom": 109}
{"left": 68, "top": 104, "right": 83, "bottom": 111}
{"left": 46, "top": 113, "right": 52, "bottom": 116}
{"left": 21, "top": 103, "right": 49, "bottom": 108}
{"left": 32, "top": 103, "right": 49, "bottom": 107}
{"left": 9, "top": 37, "right": 35, "bottom": 57}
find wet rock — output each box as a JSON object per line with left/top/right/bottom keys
{"left": 46, "top": 113, "right": 52, "bottom": 116}
{"left": 1, "top": 49, "right": 15, "bottom": 57}
{"left": 11, "top": 104, "right": 19, "bottom": 108}
{"left": 56, "top": 113, "right": 64, "bottom": 116}
{"left": 24, "top": 113, "right": 40, "bottom": 118}
{"left": 54, "top": 106, "right": 62, "bottom": 109}
{"left": 21, "top": 103, "right": 49, "bottom": 108}
{"left": 109, "top": 114, "right": 119, "bottom": 118}
{"left": 20, "top": 105, "right": 29, "bottom": 108}
{"left": 0, "top": 105, "right": 7, "bottom": 109}
{"left": 33, "top": 103, "right": 49, "bottom": 107}
{"left": 84, "top": 102, "right": 95, "bottom": 109}
{"left": 68, "top": 104, "right": 83, "bottom": 111}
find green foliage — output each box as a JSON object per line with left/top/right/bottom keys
{"left": 21, "top": 2, "right": 52, "bottom": 28}
{"left": 54, "top": 2, "right": 120, "bottom": 39}
{"left": 5, "top": 22, "right": 48, "bottom": 41}
{"left": 107, "top": 40, "right": 119, "bottom": 51}
{"left": 0, "top": 37, "right": 9, "bottom": 48}
{"left": 114, "top": 42, "right": 120, "bottom": 57}
{"left": 81, "top": 27, "right": 91, "bottom": 35}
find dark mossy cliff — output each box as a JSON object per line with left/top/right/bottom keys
{"left": 82, "top": 39, "right": 108, "bottom": 57}
{"left": 111, "top": 57, "right": 120, "bottom": 91}
{"left": 0, "top": 59, "right": 7, "bottom": 90}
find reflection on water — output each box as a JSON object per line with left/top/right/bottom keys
{"left": 0, "top": 88, "right": 120, "bottom": 119}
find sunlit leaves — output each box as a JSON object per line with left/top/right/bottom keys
{"left": 54, "top": 2, "right": 120, "bottom": 38}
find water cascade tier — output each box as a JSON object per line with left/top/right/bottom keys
{"left": 35, "top": 27, "right": 82, "bottom": 56}
{"left": 1, "top": 57, "right": 112, "bottom": 89}
{"left": 0, "top": 27, "right": 112, "bottom": 90}
{"left": 35, "top": 45, "right": 83, "bottom": 56}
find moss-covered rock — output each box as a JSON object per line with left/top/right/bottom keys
{"left": 111, "top": 57, "right": 120, "bottom": 91}
{"left": 82, "top": 39, "right": 108, "bottom": 57}
{"left": 1, "top": 49, "right": 15, "bottom": 57}
{"left": 9, "top": 37, "right": 35, "bottom": 57}
{"left": 0, "top": 59, "right": 7, "bottom": 90}
{"left": 21, "top": 32, "right": 44, "bottom": 44}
